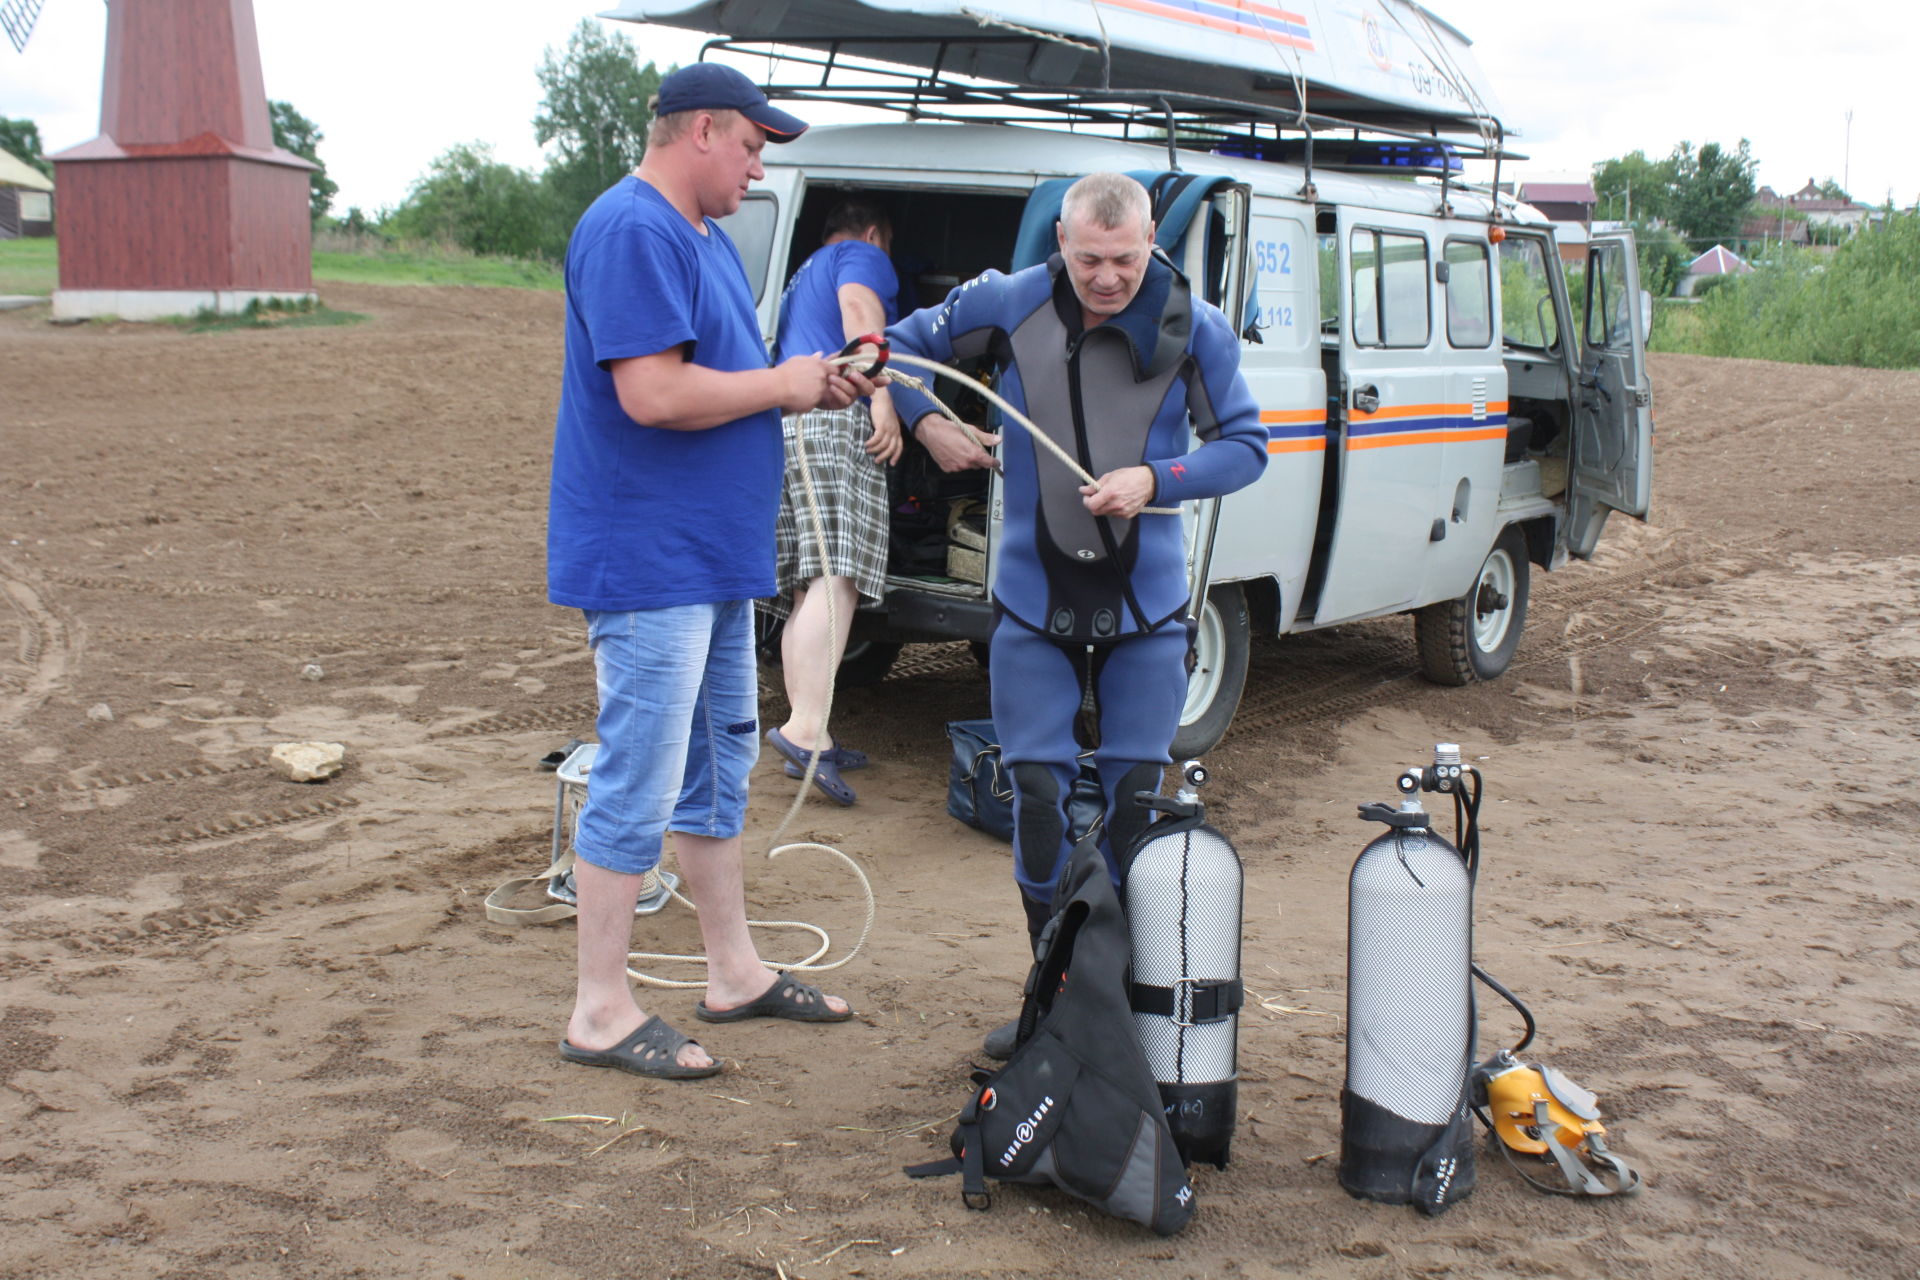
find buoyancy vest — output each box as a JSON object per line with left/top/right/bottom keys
{"left": 906, "top": 833, "right": 1197, "bottom": 1235}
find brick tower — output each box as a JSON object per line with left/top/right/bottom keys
{"left": 49, "top": 0, "right": 317, "bottom": 320}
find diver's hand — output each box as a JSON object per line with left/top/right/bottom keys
{"left": 1080, "top": 465, "right": 1157, "bottom": 518}
{"left": 916, "top": 415, "right": 1000, "bottom": 473}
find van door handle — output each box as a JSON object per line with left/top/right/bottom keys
{"left": 1353, "top": 385, "right": 1380, "bottom": 414}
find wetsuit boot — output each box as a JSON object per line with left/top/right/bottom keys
{"left": 982, "top": 893, "right": 1055, "bottom": 1059}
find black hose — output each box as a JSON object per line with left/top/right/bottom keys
{"left": 1472, "top": 960, "right": 1536, "bottom": 1055}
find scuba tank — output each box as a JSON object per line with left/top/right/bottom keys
{"left": 1340, "top": 745, "right": 1645, "bottom": 1211}
{"left": 1120, "top": 760, "right": 1244, "bottom": 1170}
{"left": 1339, "top": 744, "right": 1478, "bottom": 1214}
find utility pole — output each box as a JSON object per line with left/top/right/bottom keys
{"left": 1844, "top": 109, "right": 1853, "bottom": 195}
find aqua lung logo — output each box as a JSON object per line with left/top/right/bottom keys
{"left": 1175, "top": 1183, "right": 1193, "bottom": 1207}
{"left": 998, "top": 1095, "right": 1055, "bottom": 1168}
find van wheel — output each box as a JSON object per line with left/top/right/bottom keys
{"left": 1170, "top": 583, "right": 1251, "bottom": 758}
{"left": 1416, "top": 526, "right": 1530, "bottom": 685}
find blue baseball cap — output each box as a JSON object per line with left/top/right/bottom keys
{"left": 653, "top": 63, "right": 808, "bottom": 141}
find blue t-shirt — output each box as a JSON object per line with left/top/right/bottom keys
{"left": 548, "top": 177, "right": 782, "bottom": 611}
{"left": 774, "top": 239, "right": 899, "bottom": 360}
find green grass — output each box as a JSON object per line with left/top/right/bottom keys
{"left": 312, "top": 229, "right": 563, "bottom": 290}
{"left": 0, "top": 237, "right": 57, "bottom": 295}
{"left": 0, "top": 234, "right": 561, "bottom": 297}
{"left": 170, "top": 296, "right": 367, "bottom": 334}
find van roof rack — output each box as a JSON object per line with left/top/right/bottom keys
{"left": 691, "top": 35, "right": 1522, "bottom": 193}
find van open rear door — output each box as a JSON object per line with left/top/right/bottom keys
{"left": 1566, "top": 233, "right": 1653, "bottom": 557}
{"left": 721, "top": 167, "right": 806, "bottom": 339}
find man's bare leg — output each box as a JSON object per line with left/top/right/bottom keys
{"left": 565, "top": 859, "right": 713, "bottom": 1071}
{"left": 778, "top": 576, "right": 859, "bottom": 752}
{"left": 675, "top": 831, "right": 850, "bottom": 1015}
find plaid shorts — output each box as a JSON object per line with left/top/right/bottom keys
{"left": 766, "top": 402, "right": 891, "bottom": 618}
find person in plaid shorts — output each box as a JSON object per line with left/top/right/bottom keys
{"left": 762, "top": 200, "right": 905, "bottom": 806}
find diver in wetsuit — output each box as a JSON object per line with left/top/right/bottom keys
{"left": 885, "top": 173, "right": 1268, "bottom": 1055}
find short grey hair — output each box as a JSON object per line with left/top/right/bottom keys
{"left": 647, "top": 103, "right": 742, "bottom": 148}
{"left": 1059, "top": 172, "right": 1152, "bottom": 237}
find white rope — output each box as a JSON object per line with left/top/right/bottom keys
{"left": 841, "top": 349, "right": 1183, "bottom": 517}
{"left": 623, "top": 392, "right": 879, "bottom": 991}
{"left": 621, "top": 335, "right": 1184, "bottom": 989}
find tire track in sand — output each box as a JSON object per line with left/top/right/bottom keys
{"left": 0, "top": 555, "right": 79, "bottom": 731}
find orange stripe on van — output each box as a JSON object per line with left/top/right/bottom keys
{"left": 1347, "top": 427, "right": 1508, "bottom": 450}
{"left": 1260, "top": 409, "right": 1326, "bottom": 424}
{"left": 1268, "top": 438, "right": 1326, "bottom": 454}
{"left": 1350, "top": 401, "right": 1511, "bottom": 421}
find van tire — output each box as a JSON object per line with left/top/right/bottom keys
{"left": 1416, "top": 525, "right": 1530, "bottom": 685}
{"left": 1171, "top": 583, "right": 1251, "bottom": 758}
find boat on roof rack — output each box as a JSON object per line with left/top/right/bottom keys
{"left": 601, "top": 0, "right": 1511, "bottom": 149}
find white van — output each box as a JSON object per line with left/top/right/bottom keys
{"left": 623, "top": 7, "right": 1654, "bottom": 754}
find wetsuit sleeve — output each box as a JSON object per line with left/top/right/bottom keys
{"left": 884, "top": 270, "right": 1006, "bottom": 432}
{"left": 1146, "top": 303, "right": 1268, "bottom": 501}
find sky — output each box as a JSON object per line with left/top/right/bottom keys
{"left": 1, "top": 1, "right": 1907, "bottom": 217}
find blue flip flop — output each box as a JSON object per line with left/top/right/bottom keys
{"left": 766, "top": 728, "right": 856, "bottom": 805}
{"left": 765, "top": 726, "right": 869, "bottom": 771}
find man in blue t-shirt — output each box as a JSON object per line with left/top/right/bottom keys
{"left": 762, "top": 200, "right": 903, "bottom": 806}
{"left": 547, "top": 64, "right": 874, "bottom": 1081}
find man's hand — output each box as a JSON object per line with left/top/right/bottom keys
{"left": 865, "top": 391, "right": 905, "bottom": 465}
{"left": 774, "top": 354, "right": 876, "bottom": 414}
{"left": 916, "top": 415, "right": 1001, "bottom": 473}
{"left": 1080, "top": 465, "right": 1157, "bottom": 518}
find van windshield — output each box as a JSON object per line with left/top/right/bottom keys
{"left": 1499, "top": 237, "right": 1559, "bottom": 352}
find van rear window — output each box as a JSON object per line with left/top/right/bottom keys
{"left": 716, "top": 193, "right": 779, "bottom": 305}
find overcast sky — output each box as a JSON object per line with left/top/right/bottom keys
{"left": 3, "top": 1, "right": 1905, "bottom": 217}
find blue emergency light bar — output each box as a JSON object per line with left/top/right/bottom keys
{"left": 1210, "top": 138, "right": 1464, "bottom": 175}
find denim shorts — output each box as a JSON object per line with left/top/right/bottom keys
{"left": 571, "top": 600, "right": 760, "bottom": 876}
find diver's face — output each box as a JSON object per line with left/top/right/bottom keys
{"left": 1058, "top": 211, "right": 1154, "bottom": 320}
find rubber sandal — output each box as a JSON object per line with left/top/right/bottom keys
{"left": 779, "top": 759, "right": 862, "bottom": 807}
{"left": 538, "top": 738, "right": 586, "bottom": 771}
{"left": 765, "top": 727, "right": 869, "bottom": 773}
{"left": 780, "top": 742, "right": 869, "bottom": 773}
{"left": 558, "top": 1014, "right": 721, "bottom": 1079}
{"left": 695, "top": 972, "right": 854, "bottom": 1024}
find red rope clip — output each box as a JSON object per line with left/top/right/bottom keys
{"left": 836, "top": 332, "right": 889, "bottom": 378}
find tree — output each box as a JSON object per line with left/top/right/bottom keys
{"left": 387, "top": 143, "right": 560, "bottom": 259}
{"left": 1814, "top": 178, "right": 1851, "bottom": 202}
{"left": 0, "top": 117, "right": 51, "bottom": 177}
{"left": 1591, "top": 150, "right": 1673, "bottom": 225}
{"left": 269, "top": 100, "right": 339, "bottom": 222}
{"left": 1666, "top": 138, "right": 1758, "bottom": 246}
{"left": 534, "top": 20, "right": 665, "bottom": 230}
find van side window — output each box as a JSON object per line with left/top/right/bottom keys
{"left": 1585, "top": 242, "right": 1631, "bottom": 349}
{"left": 1350, "top": 228, "right": 1429, "bottom": 348}
{"left": 1499, "top": 237, "right": 1559, "bottom": 351}
{"left": 715, "top": 193, "right": 780, "bottom": 304}
{"left": 1443, "top": 240, "right": 1492, "bottom": 348}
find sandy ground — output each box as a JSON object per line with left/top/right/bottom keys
{"left": 1, "top": 284, "right": 1917, "bottom": 1280}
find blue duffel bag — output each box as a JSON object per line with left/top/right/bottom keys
{"left": 945, "top": 719, "right": 1105, "bottom": 844}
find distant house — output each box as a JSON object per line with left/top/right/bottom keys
{"left": 1741, "top": 214, "right": 1810, "bottom": 248}
{"left": 1754, "top": 181, "right": 1872, "bottom": 235}
{"left": 1676, "top": 244, "right": 1751, "bottom": 296}
{"left": 0, "top": 147, "right": 54, "bottom": 239}
{"left": 1518, "top": 181, "right": 1598, "bottom": 226}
